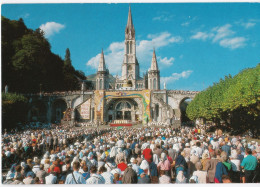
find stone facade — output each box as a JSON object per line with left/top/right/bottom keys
{"left": 26, "top": 7, "right": 199, "bottom": 127}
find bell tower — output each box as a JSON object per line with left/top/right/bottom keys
{"left": 121, "top": 5, "right": 140, "bottom": 88}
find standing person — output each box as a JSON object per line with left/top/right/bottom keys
{"left": 221, "top": 141, "right": 231, "bottom": 158}
{"left": 205, "top": 151, "right": 219, "bottom": 183}
{"left": 65, "top": 161, "right": 86, "bottom": 184}
{"left": 229, "top": 150, "right": 241, "bottom": 183}
{"left": 36, "top": 164, "right": 47, "bottom": 184}
{"left": 241, "top": 148, "right": 258, "bottom": 183}
{"left": 159, "top": 170, "right": 171, "bottom": 184}
{"left": 175, "top": 151, "right": 188, "bottom": 177}
{"left": 142, "top": 145, "right": 153, "bottom": 163}
{"left": 122, "top": 166, "right": 138, "bottom": 184}
{"left": 86, "top": 166, "right": 105, "bottom": 184}
{"left": 214, "top": 152, "right": 228, "bottom": 183}
{"left": 23, "top": 171, "right": 35, "bottom": 184}
{"left": 45, "top": 165, "right": 57, "bottom": 184}
{"left": 157, "top": 152, "right": 171, "bottom": 176}
{"left": 46, "top": 135, "right": 51, "bottom": 152}
{"left": 53, "top": 135, "right": 58, "bottom": 151}
{"left": 192, "top": 162, "right": 207, "bottom": 183}
{"left": 137, "top": 169, "right": 151, "bottom": 184}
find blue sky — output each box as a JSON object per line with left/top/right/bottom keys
{"left": 2, "top": 3, "right": 260, "bottom": 91}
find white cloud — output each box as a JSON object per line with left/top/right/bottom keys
{"left": 87, "top": 41, "right": 125, "bottom": 74}
{"left": 241, "top": 22, "right": 256, "bottom": 29}
{"left": 181, "top": 22, "right": 190, "bottom": 27}
{"left": 39, "top": 22, "right": 65, "bottom": 38}
{"left": 86, "top": 32, "right": 181, "bottom": 75}
{"left": 152, "top": 12, "right": 174, "bottom": 22}
{"left": 212, "top": 24, "right": 234, "bottom": 42}
{"left": 190, "top": 24, "right": 246, "bottom": 50}
{"left": 219, "top": 37, "right": 246, "bottom": 49}
{"left": 190, "top": 31, "right": 213, "bottom": 41}
{"left": 161, "top": 70, "right": 193, "bottom": 84}
{"left": 157, "top": 56, "right": 175, "bottom": 66}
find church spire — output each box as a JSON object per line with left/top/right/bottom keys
{"left": 150, "top": 48, "right": 159, "bottom": 71}
{"left": 98, "top": 49, "right": 106, "bottom": 72}
{"left": 125, "top": 5, "right": 135, "bottom": 39}
{"left": 126, "top": 5, "right": 134, "bottom": 30}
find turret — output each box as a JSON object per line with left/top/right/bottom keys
{"left": 96, "top": 49, "right": 108, "bottom": 90}
{"left": 148, "top": 49, "right": 160, "bottom": 90}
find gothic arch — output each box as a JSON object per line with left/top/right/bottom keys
{"left": 51, "top": 99, "right": 68, "bottom": 123}
{"left": 28, "top": 100, "right": 47, "bottom": 122}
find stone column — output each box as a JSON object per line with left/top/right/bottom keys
{"left": 90, "top": 107, "right": 93, "bottom": 122}
{"left": 131, "top": 110, "right": 135, "bottom": 122}
{"left": 71, "top": 108, "right": 75, "bottom": 123}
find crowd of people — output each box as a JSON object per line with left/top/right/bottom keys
{"left": 1, "top": 123, "right": 260, "bottom": 184}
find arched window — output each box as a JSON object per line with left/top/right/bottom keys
{"left": 116, "top": 101, "right": 131, "bottom": 110}
{"left": 153, "top": 78, "right": 157, "bottom": 90}
{"left": 150, "top": 79, "right": 152, "bottom": 89}
{"left": 126, "top": 102, "right": 131, "bottom": 109}
{"left": 130, "top": 41, "right": 132, "bottom": 54}
{"left": 126, "top": 41, "right": 129, "bottom": 54}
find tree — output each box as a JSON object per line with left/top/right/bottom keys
{"left": 2, "top": 93, "right": 28, "bottom": 132}
{"left": 2, "top": 16, "right": 85, "bottom": 93}
{"left": 186, "top": 64, "right": 260, "bottom": 137}
{"left": 64, "top": 48, "right": 72, "bottom": 66}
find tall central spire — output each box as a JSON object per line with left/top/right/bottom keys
{"left": 126, "top": 5, "right": 134, "bottom": 30}
{"left": 125, "top": 5, "right": 135, "bottom": 39}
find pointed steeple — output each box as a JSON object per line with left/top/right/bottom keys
{"left": 126, "top": 5, "right": 134, "bottom": 30}
{"left": 125, "top": 5, "right": 135, "bottom": 39}
{"left": 150, "top": 48, "right": 159, "bottom": 71}
{"left": 98, "top": 49, "right": 106, "bottom": 71}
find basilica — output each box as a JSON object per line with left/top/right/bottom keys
{"left": 84, "top": 6, "right": 197, "bottom": 126}
{"left": 27, "top": 6, "right": 198, "bottom": 127}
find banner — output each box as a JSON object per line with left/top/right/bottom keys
{"left": 80, "top": 99, "right": 91, "bottom": 119}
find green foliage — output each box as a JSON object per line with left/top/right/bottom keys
{"left": 64, "top": 48, "right": 72, "bottom": 66}
{"left": 186, "top": 64, "right": 260, "bottom": 137}
{"left": 1, "top": 16, "right": 86, "bottom": 93}
{"left": 2, "top": 93, "right": 28, "bottom": 131}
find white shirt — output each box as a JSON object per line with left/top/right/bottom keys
{"left": 193, "top": 170, "right": 207, "bottom": 183}
{"left": 45, "top": 174, "right": 57, "bottom": 184}
{"left": 101, "top": 172, "right": 114, "bottom": 184}
{"left": 230, "top": 159, "right": 240, "bottom": 172}
{"left": 86, "top": 174, "right": 105, "bottom": 184}
{"left": 32, "top": 165, "right": 40, "bottom": 174}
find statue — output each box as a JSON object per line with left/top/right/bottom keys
{"left": 163, "top": 82, "right": 166, "bottom": 90}
{"left": 81, "top": 82, "right": 85, "bottom": 91}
